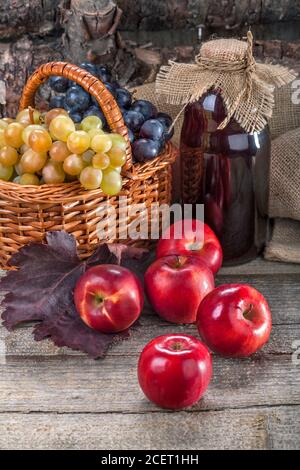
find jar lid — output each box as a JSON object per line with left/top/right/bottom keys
{"left": 156, "top": 32, "right": 296, "bottom": 133}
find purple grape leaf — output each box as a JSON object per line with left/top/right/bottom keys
{"left": 0, "top": 231, "right": 150, "bottom": 358}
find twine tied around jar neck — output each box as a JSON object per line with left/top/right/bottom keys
{"left": 156, "top": 31, "right": 296, "bottom": 133}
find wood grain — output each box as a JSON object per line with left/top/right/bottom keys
{"left": 0, "top": 353, "right": 299, "bottom": 414}
{"left": 1, "top": 406, "right": 299, "bottom": 450}
{"left": 0, "top": 320, "right": 299, "bottom": 357}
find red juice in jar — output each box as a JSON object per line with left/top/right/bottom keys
{"left": 180, "top": 90, "right": 271, "bottom": 265}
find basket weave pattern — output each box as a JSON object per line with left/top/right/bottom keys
{"left": 0, "top": 62, "right": 177, "bottom": 267}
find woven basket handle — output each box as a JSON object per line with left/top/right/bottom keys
{"left": 19, "top": 62, "right": 133, "bottom": 170}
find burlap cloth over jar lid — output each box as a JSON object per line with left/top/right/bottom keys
{"left": 156, "top": 32, "right": 296, "bottom": 133}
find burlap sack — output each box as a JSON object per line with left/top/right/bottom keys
{"left": 265, "top": 218, "right": 300, "bottom": 263}
{"left": 269, "top": 127, "right": 300, "bottom": 221}
{"left": 270, "top": 84, "right": 300, "bottom": 139}
{"left": 156, "top": 32, "right": 296, "bottom": 133}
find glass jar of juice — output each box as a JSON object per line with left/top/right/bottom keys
{"left": 180, "top": 90, "right": 271, "bottom": 265}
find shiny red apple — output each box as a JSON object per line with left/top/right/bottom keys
{"left": 138, "top": 334, "right": 212, "bottom": 409}
{"left": 156, "top": 219, "right": 223, "bottom": 274}
{"left": 197, "top": 284, "right": 272, "bottom": 357}
{"left": 145, "top": 255, "right": 214, "bottom": 324}
{"left": 74, "top": 265, "right": 143, "bottom": 333}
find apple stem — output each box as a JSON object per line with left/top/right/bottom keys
{"left": 174, "top": 256, "right": 187, "bottom": 268}
{"left": 94, "top": 293, "right": 104, "bottom": 307}
{"left": 243, "top": 303, "right": 254, "bottom": 320}
{"left": 169, "top": 341, "right": 184, "bottom": 351}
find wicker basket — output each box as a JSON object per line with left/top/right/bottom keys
{"left": 0, "top": 62, "right": 177, "bottom": 267}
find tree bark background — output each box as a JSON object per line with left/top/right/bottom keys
{"left": 0, "top": 0, "right": 299, "bottom": 117}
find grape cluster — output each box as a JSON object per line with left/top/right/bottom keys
{"left": 0, "top": 108, "right": 126, "bottom": 195}
{"left": 47, "top": 62, "right": 174, "bottom": 163}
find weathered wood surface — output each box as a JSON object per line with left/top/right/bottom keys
{"left": 1, "top": 406, "right": 299, "bottom": 450}
{"left": 0, "top": 259, "right": 300, "bottom": 449}
{"left": 118, "top": 0, "right": 300, "bottom": 30}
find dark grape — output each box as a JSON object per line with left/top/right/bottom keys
{"left": 91, "top": 95, "right": 99, "bottom": 107}
{"left": 131, "top": 100, "right": 157, "bottom": 120}
{"left": 140, "top": 119, "right": 165, "bottom": 141}
{"left": 63, "top": 100, "right": 75, "bottom": 114}
{"left": 79, "top": 62, "right": 98, "bottom": 76}
{"left": 97, "top": 65, "right": 112, "bottom": 83}
{"left": 132, "top": 138, "right": 160, "bottom": 162}
{"left": 123, "top": 110, "right": 145, "bottom": 132}
{"left": 164, "top": 126, "right": 174, "bottom": 141}
{"left": 157, "top": 112, "right": 174, "bottom": 141}
{"left": 69, "top": 112, "right": 82, "bottom": 123}
{"left": 127, "top": 128, "right": 135, "bottom": 144}
{"left": 157, "top": 112, "right": 172, "bottom": 129}
{"left": 83, "top": 106, "right": 107, "bottom": 128}
{"left": 49, "top": 95, "right": 65, "bottom": 109}
{"left": 116, "top": 88, "right": 132, "bottom": 109}
{"left": 103, "top": 83, "right": 116, "bottom": 96}
{"left": 65, "top": 86, "right": 91, "bottom": 112}
{"left": 49, "top": 76, "right": 70, "bottom": 93}
{"left": 111, "top": 80, "right": 121, "bottom": 89}
{"left": 158, "top": 136, "right": 166, "bottom": 153}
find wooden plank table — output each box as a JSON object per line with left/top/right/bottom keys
{"left": 0, "top": 258, "right": 300, "bottom": 450}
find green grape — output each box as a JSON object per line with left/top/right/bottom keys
{"left": 82, "top": 149, "right": 95, "bottom": 164}
{"left": 0, "top": 163, "right": 13, "bottom": 181}
{"left": 0, "top": 129, "right": 6, "bottom": 148}
{"left": 16, "top": 108, "right": 41, "bottom": 126}
{"left": 110, "top": 166, "right": 122, "bottom": 174}
{"left": 19, "top": 173, "right": 40, "bottom": 185}
{"left": 63, "top": 154, "right": 85, "bottom": 176}
{"left": 0, "top": 120, "right": 8, "bottom": 130}
{"left": 110, "top": 133, "right": 127, "bottom": 151}
{"left": 81, "top": 115, "right": 103, "bottom": 133}
{"left": 20, "top": 149, "right": 47, "bottom": 173}
{"left": 67, "top": 131, "right": 90, "bottom": 154}
{"left": 45, "top": 108, "right": 68, "bottom": 127}
{"left": 88, "top": 128, "right": 104, "bottom": 139}
{"left": 49, "top": 115, "right": 76, "bottom": 142}
{"left": 91, "top": 134, "right": 112, "bottom": 153}
{"left": 22, "top": 124, "right": 44, "bottom": 146}
{"left": 29, "top": 129, "right": 52, "bottom": 153}
{"left": 0, "top": 146, "right": 19, "bottom": 166}
{"left": 101, "top": 168, "right": 122, "bottom": 196}
{"left": 15, "top": 161, "right": 24, "bottom": 176}
{"left": 80, "top": 166, "right": 102, "bottom": 190}
{"left": 2, "top": 118, "right": 14, "bottom": 124}
{"left": 20, "top": 144, "right": 30, "bottom": 154}
{"left": 42, "top": 161, "right": 65, "bottom": 184}
{"left": 107, "top": 147, "right": 126, "bottom": 168}
{"left": 4, "top": 122, "right": 24, "bottom": 148}
{"left": 49, "top": 141, "right": 71, "bottom": 162}
{"left": 92, "top": 153, "right": 110, "bottom": 170}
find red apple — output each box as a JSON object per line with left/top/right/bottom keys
{"left": 74, "top": 265, "right": 143, "bottom": 333}
{"left": 145, "top": 255, "right": 214, "bottom": 324}
{"left": 138, "top": 334, "right": 212, "bottom": 409}
{"left": 156, "top": 219, "right": 223, "bottom": 274}
{"left": 197, "top": 284, "right": 272, "bottom": 357}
